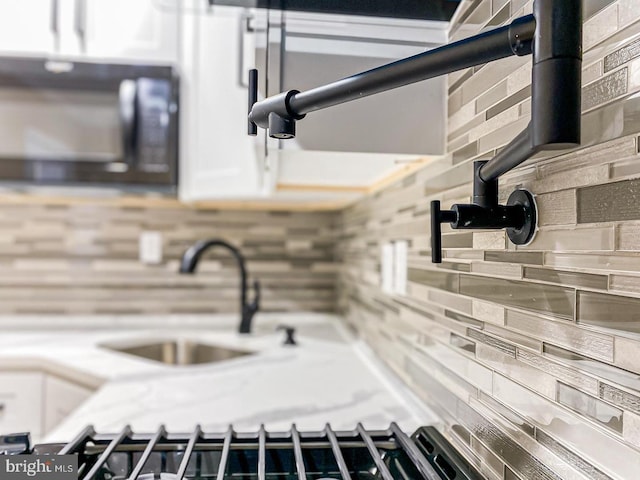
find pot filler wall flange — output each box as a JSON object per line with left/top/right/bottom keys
{"left": 247, "top": 0, "right": 582, "bottom": 263}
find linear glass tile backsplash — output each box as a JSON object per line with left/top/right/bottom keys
{"left": 0, "top": 205, "right": 338, "bottom": 314}
{"left": 337, "top": 0, "right": 640, "bottom": 477}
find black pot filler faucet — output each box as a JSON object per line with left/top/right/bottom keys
{"left": 247, "top": 0, "right": 582, "bottom": 263}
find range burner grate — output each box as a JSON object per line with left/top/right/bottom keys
{"left": 4, "top": 423, "right": 482, "bottom": 480}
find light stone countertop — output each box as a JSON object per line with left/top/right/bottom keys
{"left": 0, "top": 313, "right": 438, "bottom": 442}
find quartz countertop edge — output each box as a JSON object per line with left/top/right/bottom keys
{"left": 0, "top": 313, "right": 439, "bottom": 442}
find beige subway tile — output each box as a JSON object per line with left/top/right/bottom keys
{"left": 545, "top": 252, "right": 640, "bottom": 273}
{"left": 471, "top": 436, "right": 504, "bottom": 477}
{"left": 472, "top": 300, "right": 505, "bottom": 326}
{"left": 617, "top": 224, "right": 640, "bottom": 250}
{"left": 582, "top": 67, "right": 628, "bottom": 112}
{"left": 579, "top": 178, "right": 640, "bottom": 224}
{"left": 517, "top": 349, "right": 599, "bottom": 395}
{"left": 618, "top": 0, "right": 640, "bottom": 27}
{"left": 535, "top": 190, "right": 577, "bottom": 226}
{"left": 428, "top": 288, "right": 473, "bottom": 314}
{"left": 477, "top": 344, "right": 557, "bottom": 399}
{"left": 627, "top": 57, "right": 640, "bottom": 91}
{"left": 609, "top": 274, "right": 640, "bottom": 294}
{"left": 523, "top": 267, "right": 608, "bottom": 290}
{"left": 476, "top": 80, "right": 508, "bottom": 113}
{"left": 623, "top": 410, "right": 640, "bottom": 449}
{"left": 471, "top": 262, "right": 522, "bottom": 278}
{"left": 583, "top": 3, "right": 619, "bottom": 51}
{"left": 469, "top": 396, "right": 590, "bottom": 480}
{"left": 507, "top": 62, "right": 532, "bottom": 95}
{"left": 487, "top": 85, "right": 531, "bottom": 119}
{"left": 462, "top": 275, "right": 575, "bottom": 319}
{"left": 12, "top": 259, "right": 70, "bottom": 271}
{"left": 418, "top": 341, "right": 493, "bottom": 393}
{"left": 443, "top": 250, "right": 485, "bottom": 261}
{"left": 478, "top": 116, "right": 529, "bottom": 152}
{"left": 521, "top": 226, "right": 614, "bottom": 252}
{"left": 472, "top": 231, "right": 507, "bottom": 250}
{"left": 583, "top": 60, "right": 603, "bottom": 84}
{"left": 468, "top": 105, "right": 519, "bottom": 142}
{"left": 578, "top": 290, "right": 640, "bottom": 336}
{"left": 614, "top": 336, "right": 640, "bottom": 375}
{"left": 491, "top": 374, "right": 639, "bottom": 480}
{"left": 519, "top": 97, "right": 531, "bottom": 117}
{"left": 485, "top": 324, "right": 542, "bottom": 351}
{"left": 599, "top": 383, "right": 640, "bottom": 415}
{"left": 557, "top": 383, "right": 623, "bottom": 434}
{"left": 449, "top": 101, "right": 478, "bottom": 133}
{"left": 533, "top": 165, "right": 610, "bottom": 194}
{"left": 506, "top": 310, "right": 614, "bottom": 362}
{"left": 408, "top": 350, "right": 477, "bottom": 406}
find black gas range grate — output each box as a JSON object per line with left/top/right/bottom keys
{"left": 2, "top": 423, "right": 481, "bottom": 480}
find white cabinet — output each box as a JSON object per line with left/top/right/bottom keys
{"left": 0, "top": 0, "right": 56, "bottom": 56}
{"left": 179, "top": 4, "right": 269, "bottom": 201}
{"left": 82, "top": 0, "right": 179, "bottom": 63}
{"left": 0, "top": 371, "right": 93, "bottom": 440}
{"left": 179, "top": 6, "right": 447, "bottom": 201}
{"left": 0, "top": 372, "right": 44, "bottom": 438}
{"left": 43, "top": 375, "right": 92, "bottom": 433}
{"left": 0, "top": 0, "right": 178, "bottom": 63}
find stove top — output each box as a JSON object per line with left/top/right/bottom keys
{"left": 1, "top": 423, "right": 481, "bottom": 480}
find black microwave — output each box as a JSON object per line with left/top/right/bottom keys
{"left": 0, "top": 57, "right": 178, "bottom": 189}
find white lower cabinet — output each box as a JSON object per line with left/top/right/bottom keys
{"left": 0, "top": 372, "right": 45, "bottom": 438}
{"left": 0, "top": 371, "right": 93, "bottom": 440}
{"left": 43, "top": 375, "right": 93, "bottom": 434}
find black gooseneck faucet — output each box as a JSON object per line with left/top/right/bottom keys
{"left": 246, "top": 0, "right": 582, "bottom": 263}
{"left": 179, "top": 239, "right": 260, "bottom": 334}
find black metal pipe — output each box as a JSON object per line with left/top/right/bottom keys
{"left": 479, "top": 126, "right": 535, "bottom": 181}
{"left": 248, "top": 15, "right": 535, "bottom": 130}
{"left": 531, "top": 0, "right": 582, "bottom": 149}
{"left": 248, "top": 69, "right": 258, "bottom": 135}
{"left": 479, "top": 0, "right": 581, "bottom": 182}
{"left": 289, "top": 15, "right": 534, "bottom": 115}
{"left": 179, "top": 239, "right": 259, "bottom": 334}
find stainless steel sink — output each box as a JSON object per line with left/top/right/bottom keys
{"left": 101, "top": 339, "right": 254, "bottom": 366}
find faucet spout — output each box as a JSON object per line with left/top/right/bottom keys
{"left": 178, "top": 239, "right": 260, "bottom": 334}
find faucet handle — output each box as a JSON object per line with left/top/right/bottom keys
{"left": 248, "top": 69, "right": 258, "bottom": 135}
{"left": 276, "top": 325, "right": 297, "bottom": 346}
{"left": 430, "top": 200, "right": 457, "bottom": 264}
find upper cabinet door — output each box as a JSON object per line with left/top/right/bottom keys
{"left": 179, "top": 4, "right": 271, "bottom": 201}
{"left": 0, "top": 0, "right": 56, "bottom": 55}
{"left": 81, "top": 0, "right": 179, "bottom": 63}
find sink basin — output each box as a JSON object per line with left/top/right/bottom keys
{"left": 101, "top": 339, "right": 253, "bottom": 366}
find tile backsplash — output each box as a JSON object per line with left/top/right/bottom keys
{"left": 2, "top": 0, "right": 640, "bottom": 476}
{"left": 337, "top": 0, "right": 640, "bottom": 478}
{"left": 0, "top": 204, "right": 337, "bottom": 314}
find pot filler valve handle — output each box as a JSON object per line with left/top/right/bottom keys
{"left": 430, "top": 200, "right": 457, "bottom": 264}
{"left": 248, "top": 69, "right": 258, "bottom": 135}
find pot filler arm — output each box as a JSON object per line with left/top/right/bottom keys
{"left": 247, "top": 0, "right": 582, "bottom": 263}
